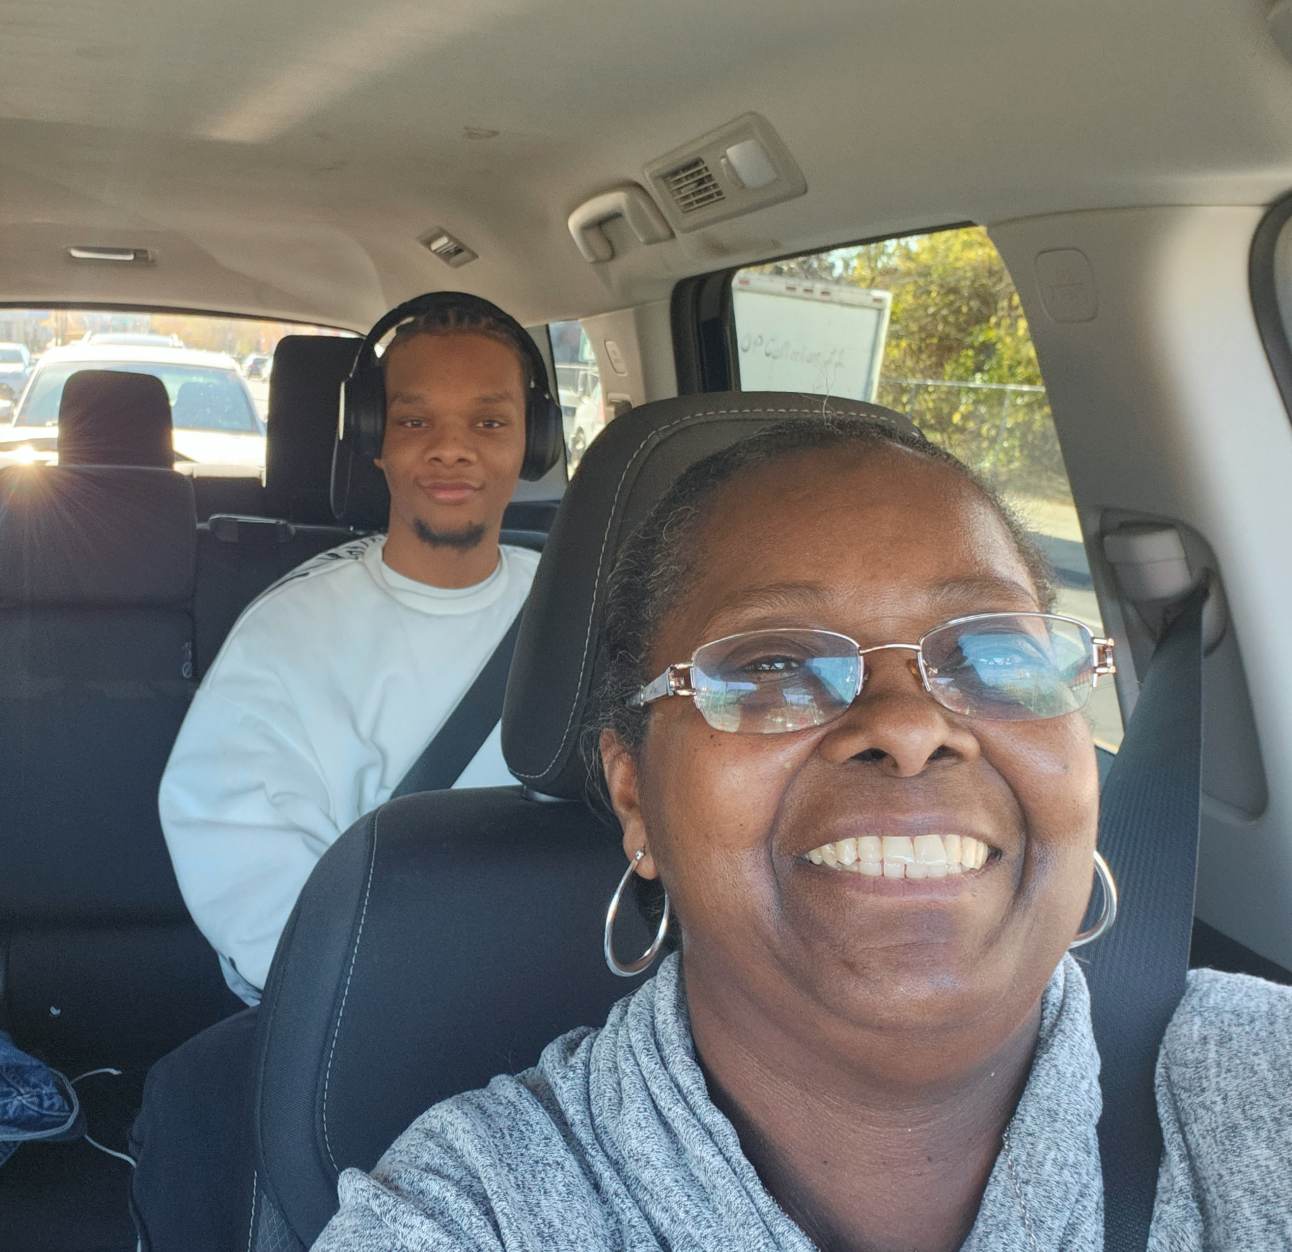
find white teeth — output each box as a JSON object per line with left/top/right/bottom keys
{"left": 803, "top": 833, "right": 992, "bottom": 878}
{"left": 883, "top": 835, "right": 913, "bottom": 880}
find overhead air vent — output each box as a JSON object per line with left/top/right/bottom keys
{"left": 663, "top": 158, "right": 726, "bottom": 215}
{"left": 645, "top": 113, "right": 806, "bottom": 234}
{"left": 419, "top": 228, "right": 478, "bottom": 268}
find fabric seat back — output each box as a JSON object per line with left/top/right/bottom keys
{"left": 249, "top": 394, "right": 919, "bottom": 1249}
{"left": 0, "top": 463, "right": 236, "bottom": 1067}
{"left": 0, "top": 465, "right": 197, "bottom": 920}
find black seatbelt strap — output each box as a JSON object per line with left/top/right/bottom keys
{"left": 1083, "top": 589, "right": 1206, "bottom": 1251}
{"left": 390, "top": 605, "right": 526, "bottom": 798}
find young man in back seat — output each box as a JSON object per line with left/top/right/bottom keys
{"left": 159, "top": 294, "right": 553, "bottom": 1007}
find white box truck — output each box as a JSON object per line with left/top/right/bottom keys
{"left": 732, "top": 273, "right": 891, "bottom": 402}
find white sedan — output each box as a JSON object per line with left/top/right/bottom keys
{"left": 0, "top": 342, "right": 265, "bottom": 474}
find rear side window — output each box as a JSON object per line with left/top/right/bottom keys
{"left": 549, "top": 319, "right": 604, "bottom": 473}
{"left": 732, "top": 226, "right": 1123, "bottom": 749}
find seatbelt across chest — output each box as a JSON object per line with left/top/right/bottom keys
{"left": 1084, "top": 589, "right": 1206, "bottom": 1251}
{"left": 390, "top": 605, "right": 526, "bottom": 798}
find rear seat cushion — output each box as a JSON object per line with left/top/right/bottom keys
{"left": 58, "top": 369, "right": 173, "bottom": 468}
{"left": 0, "top": 466, "right": 196, "bottom": 606}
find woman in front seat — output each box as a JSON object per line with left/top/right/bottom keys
{"left": 315, "top": 419, "right": 1292, "bottom": 1251}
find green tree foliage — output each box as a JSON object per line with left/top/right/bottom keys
{"left": 749, "top": 227, "right": 1072, "bottom": 503}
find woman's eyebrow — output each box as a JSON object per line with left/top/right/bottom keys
{"left": 928, "top": 574, "right": 1039, "bottom": 607}
{"left": 711, "top": 581, "right": 835, "bottom": 617}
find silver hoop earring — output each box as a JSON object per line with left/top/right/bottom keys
{"left": 1069, "top": 850, "right": 1118, "bottom": 949}
{"left": 604, "top": 849, "right": 671, "bottom": 977}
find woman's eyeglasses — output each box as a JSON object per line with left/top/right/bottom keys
{"left": 630, "top": 612, "right": 1116, "bottom": 734}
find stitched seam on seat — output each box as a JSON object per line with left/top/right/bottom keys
{"left": 246, "top": 1168, "right": 258, "bottom": 1252}
{"left": 511, "top": 403, "right": 852, "bottom": 780}
{"left": 321, "top": 811, "right": 381, "bottom": 1173}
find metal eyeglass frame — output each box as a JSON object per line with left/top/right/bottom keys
{"left": 630, "top": 611, "right": 1116, "bottom": 725}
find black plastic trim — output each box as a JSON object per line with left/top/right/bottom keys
{"left": 1249, "top": 191, "right": 1292, "bottom": 418}
{"left": 671, "top": 271, "right": 738, "bottom": 394}
{"left": 1189, "top": 918, "right": 1292, "bottom": 985}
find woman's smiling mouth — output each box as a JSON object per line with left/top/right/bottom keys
{"left": 802, "top": 833, "right": 993, "bottom": 878}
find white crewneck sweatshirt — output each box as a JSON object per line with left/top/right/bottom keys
{"left": 159, "top": 535, "right": 539, "bottom": 1001}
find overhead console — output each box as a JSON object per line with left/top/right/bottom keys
{"left": 567, "top": 113, "right": 807, "bottom": 264}
{"left": 644, "top": 112, "right": 807, "bottom": 234}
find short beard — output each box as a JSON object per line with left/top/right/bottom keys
{"left": 411, "top": 517, "right": 487, "bottom": 551}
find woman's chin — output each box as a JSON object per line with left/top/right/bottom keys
{"left": 769, "top": 915, "right": 1036, "bottom": 1041}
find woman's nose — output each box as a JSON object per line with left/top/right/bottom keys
{"left": 817, "top": 650, "right": 979, "bottom": 776}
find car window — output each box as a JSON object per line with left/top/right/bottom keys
{"left": 549, "top": 319, "right": 604, "bottom": 473}
{"left": 0, "top": 308, "right": 356, "bottom": 469}
{"left": 732, "top": 227, "right": 1123, "bottom": 749}
{"left": 0, "top": 347, "right": 25, "bottom": 364}
{"left": 18, "top": 362, "right": 261, "bottom": 432}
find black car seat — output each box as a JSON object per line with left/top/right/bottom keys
{"left": 264, "top": 336, "right": 362, "bottom": 526}
{"left": 0, "top": 372, "right": 241, "bottom": 1248}
{"left": 243, "top": 394, "right": 916, "bottom": 1249}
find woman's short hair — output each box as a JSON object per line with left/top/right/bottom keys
{"left": 382, "top": 303, "right": 533, "bottom": 389}
{"left": 586, "top": 416, "right": 1056, "bottom": 765}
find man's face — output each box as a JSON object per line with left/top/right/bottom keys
{"left": 375, "top": 332, "right": 528, "bottom": 550}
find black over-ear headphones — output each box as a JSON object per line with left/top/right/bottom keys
{"left": 338, "top": 291, "right": 565, "bottom": 481}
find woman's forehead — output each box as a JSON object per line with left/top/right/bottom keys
{"left": 675, "top": 446, "right": 1035, "bottom": 634}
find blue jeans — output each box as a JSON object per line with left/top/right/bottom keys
{"left": 0, "top": 1030, "right": 84, "bottom": 1167}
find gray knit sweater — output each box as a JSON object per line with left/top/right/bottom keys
{"left": 314, "top": 954, "right": 1292, "bottom": 1251}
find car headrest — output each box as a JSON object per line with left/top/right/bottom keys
{"left": 264, "top": 336, "right": 361, "bottom": 525}
{"left": 501, "top": 393, "right": 922, "bottom": 799}
{"left": 57, "top": 369, "right": 173, "bottom": 468}
{"left": 0, "top": 466, "right": 196, "bottom": 606}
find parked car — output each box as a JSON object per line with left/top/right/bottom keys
{"left": 241, "top": 352, "right": 273, "bottom": 379}
{"left": 0, "top": 343, "right": 265, "bottom": 472}
{"left": 0, "top": 342, "right": 32, "bottom": 409}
